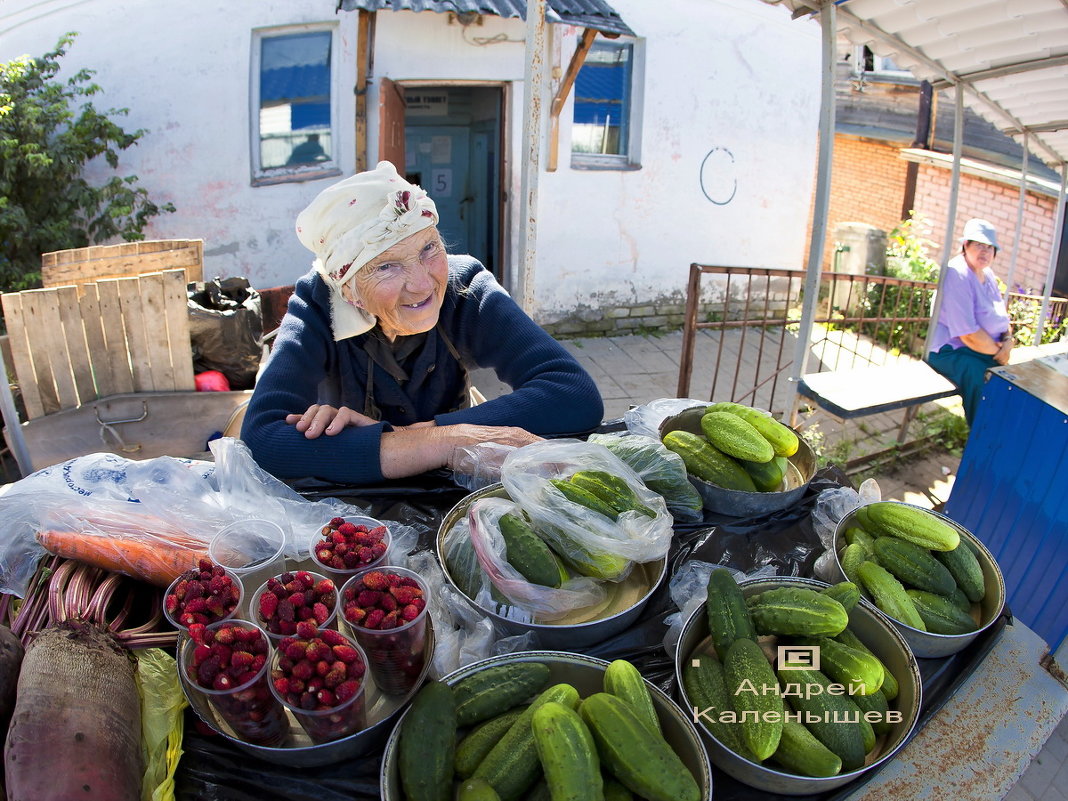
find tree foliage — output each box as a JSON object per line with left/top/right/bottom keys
{"left": 0, "top": 32, "right": 174, "bottom": 291}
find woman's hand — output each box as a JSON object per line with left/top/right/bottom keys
{"left": 285, "top": 405, "right": 379, "bottom": 438}
{"left": 379, "top": 423, "right": 542, "bottom": 478}
{"left": 994, "top": 337, "right": 1013, "bottom": 365}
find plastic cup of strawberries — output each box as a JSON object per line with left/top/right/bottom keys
{"left": 309, "top": 516, "right": 391, "bottom": 582}
{"left": 250, "top": 570, "right": 338, "bottom": 641}
{"left": 180, "top": 619, "right": 290, "bottom": 746}
{"left": 164, "top": 559, "right": 244, "bottom": 631}
{"left": 339, "top": 566, "right": 429, "bottom": 696}
{"left": 268, "top": 622, "right": 368, "bottom": 743}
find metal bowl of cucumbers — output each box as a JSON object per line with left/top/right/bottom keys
{"left": 436, "top": 483, "right": 668, "bottom": 650}
{"left": 658, "top": 403, "right": 817, "bottom": 517}
{"left": 830, "top": 501, "right": 1006, "bottom": 658}
{"left": 675, "top": 574, "right": 922, "bottom": 795}
{"left": 380, "top": 650, "right": 713, "bottom": 801}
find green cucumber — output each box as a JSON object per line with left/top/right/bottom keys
{"left": 770, "top": 719, "right": 843, "bottom": 778}
{"left": 724, "top": 638, "right": 784, "bottom": 761}
{"left": 746, "top": 586, "right": 849, "bottom": 637}
{"left": 569, "top": 470, "right": 656, "bottom": 518}
{"left": 776, "top": 667, "right": 868, "bottom": 771}
{"left": 456, "top": 707, "right": 528, "bottom": 778}
{"left": 682, "top": 652, "right": 753, "bottom": 759}
{"left": 603, "top": 659, "right": 661, "bottom": 735}
{"left": 863, "top": 502, "right": 960, "bottom": 551}
{"left": 398, "top": 681, "right": 457, "bottom": 801}
{"left": 872, "top": 536, "right": 958, "bottom": 597}
{"left": 531, "top": 701, "right": 603, "bottom": 801}
{"left": 701, "top": 410, "right": 775, "bottom": 463}
{"left": 906, "top": 589, "right": 978, "bottom": 635}
{"left": 549, "top": 479, "right": 618, "bottom": 520}
{"left": 705, "top": 567, "right": 757, "bottom": 661}
{"left": 849, "top": 688, "right": 892, "bottom": 736}
{"left": 796, "top": 636, "right": 884, "bottom": 695}
{"left": 833, "top": 628, "right": 899, "bottom": 701}
{"left": 934, "top": 540, "right": 986, "bottom": 602}
{"left": 453, "top": 662, "right": 552, "bottom": 727}
{"left": 857, "top": 561, "right": 927, "bottom": 631}
{"left": 821, "top": 581, "right": 861, "bottom": 612}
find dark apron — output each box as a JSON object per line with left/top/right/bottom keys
{"left": 362, "top": 324, "right": 471, "bottom": 421}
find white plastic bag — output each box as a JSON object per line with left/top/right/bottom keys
{"left": 450, "top": 442, "right": 515, "bottom": 492}
{"left": 811, "top": 478, "right": 882, "bottom": 582}
{"left": 500, "top": 439, "right": 674, "bottom": 581}
{"left": 467, "top": 497, "right": 605, "bottom": 620}
{"left": 623, "top": 397, "right": 707, "bottom": 439}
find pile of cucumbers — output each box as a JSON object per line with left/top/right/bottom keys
{"left": 662, "top": 402, "right": 801, "bottom": 493}
{"left": 839, "top": 502, "right": 985, "bottom": 635}
{"left": 683, "top": 569, "right": 902, "bottom": 778}
{"left": 396, "top": 658, "right": 701, "bottom": 801}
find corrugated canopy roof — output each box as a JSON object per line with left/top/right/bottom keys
{"left": 777, "top": 0, "right": 1068, "bottom": 169}
{"left": 336, "top": 0, "right": 635, "bottom": 37}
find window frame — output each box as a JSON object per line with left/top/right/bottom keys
{"left": 250, "top": 22, "right": 342, "bottom": 186}
{"left": 569, "top": 36, "right": 645, "bottom": 171}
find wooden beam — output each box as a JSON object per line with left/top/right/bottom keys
{"left": 548, "top": 28, "right": 597, "bottom": 173}
{"left": 355, "top": 10, "right": 374, "bottom": 173}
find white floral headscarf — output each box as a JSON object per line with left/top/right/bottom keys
{"left": 295, "top": 161, "right": 439, "bottom": 340}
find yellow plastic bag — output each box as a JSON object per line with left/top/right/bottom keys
{"left": 136, "top": 647, "right": 188, "bottom": 801}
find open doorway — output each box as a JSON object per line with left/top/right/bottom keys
{"left": 400, "top": 85, "right": 503, "bottom": 277}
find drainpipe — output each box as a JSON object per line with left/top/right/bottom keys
{"left": 517, "top": 0, "right": 547, "bottom": 315}
{"left": 900, "top": 80, "right": 932, "bottom": 221}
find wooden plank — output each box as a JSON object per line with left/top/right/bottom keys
{"left": 0, "top": 293, "right": 44, "bottom": 419}
{"left": 56, "top": 285, "right": 95, "bottom": 404}
{"left": 798, "top": 363, "right": 958, "bottom": 418}
{"left": 95, "top": 279, "right": 134, "bottom": 395}
{"left": 161, "top": 268, "right": 195, "bottom": 390}
{"left": 115, "top": 277, "right": 153, "bottom": 392}
{"left": 138, "top": 272, "right": 175, "bottom": 391}
{"left": 19, "top": 291, "right": 62, "bottom": 415}
{"left": 35, "top": 289, "right": 80, "bottom": 411}
{"left": 79, "top": 284, "right": 111, "bottom": 398}
{"left": 41, "top": 239, "right": 204, "bottom": 288}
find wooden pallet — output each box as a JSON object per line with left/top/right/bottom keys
{"left": 1, "top": 269, "right": 196, "bottom": 420}
{"left": 40, "top": 239, "right": 204, "bottom": 290}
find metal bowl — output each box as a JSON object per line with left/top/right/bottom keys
{"left": 676, "top": 575, "right": 922, "bottom": 795}
{"left": 379, "top": 650, "right": 713, "bottom": 801}
{"left": 436, "top": 483, "right": 668, "bottom": 649}
{"left": 658, "top": 405, "right": 816, "bottom": 517}
{"left": 179, "top": 608, "right": 435, "bottom": 767}
{"left": 830, "top": 502, "right": 1006, "bottom": 658}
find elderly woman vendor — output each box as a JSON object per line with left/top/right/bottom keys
{"left": 241, "top": 161, "right": 604, "bottom": 484}
{"left": 926, "top": 218, "right": 1012, "bottom": 426}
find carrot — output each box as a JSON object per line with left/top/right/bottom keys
{"left": 3, "top": 621, "right": 142, "bottom": 801}
{"left": 36, "top": 529, "right": 209, "bottom": 588}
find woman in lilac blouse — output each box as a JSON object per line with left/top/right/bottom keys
{"left": 926, "top": 218, "right": 1013, "bottom": 425}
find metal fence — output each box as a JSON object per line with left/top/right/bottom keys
{"left": 677, "top": 263, "right": 1064, "bottom": 420}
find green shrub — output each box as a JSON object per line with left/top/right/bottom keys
{"left": 0, "top": 32, "right": 174, "bottom": 292}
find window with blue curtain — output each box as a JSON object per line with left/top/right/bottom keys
{"left": 572, "top": 41, "right": 633, "bottom": 157}
{"left": 258, "top": 30, "right": 333, "bottom": 171}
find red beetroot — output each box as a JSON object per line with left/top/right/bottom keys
{"left": 255, "top": 571, "right": 337, "bottom": 637}
{"left": 164, "top": 559, "right": 241, "bottom": 629}
{"left": 312, "top": 518, "right": 389, "bottom": 572}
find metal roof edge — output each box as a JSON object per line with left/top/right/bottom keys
{"left": 900, "top": 148, "right": 1063, "bottom": 199}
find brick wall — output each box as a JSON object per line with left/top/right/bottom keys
{"left": 806, "top": 136, "right": 911, "bottom": 272}
{"left": 912, "top": 166, "right": 1057, "bottom": 294}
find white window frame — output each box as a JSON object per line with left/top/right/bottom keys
{"left": 570, "top": 36, "right": 645, "bottom": 171}
{"left": 250, "top": 23, "right": 342, "bottom": 186}
{"left": 851, "top": 44, "right": 917, "bottom": 85}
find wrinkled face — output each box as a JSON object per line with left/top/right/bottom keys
{"left": 963, "top": 240, "right": 996, "bottom": 271}
{"left": 342, "top": 227, "right": 448, "bottom": 340}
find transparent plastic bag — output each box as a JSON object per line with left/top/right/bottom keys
{"left": 467, "top": 496, "right": 605, "bottom": 620}
{"left": 811, "top": 478, "right": 882, "bottom": 581}
{"left": 587, "top": 432, "right": 703, "bottom": 522}
{"left": 661, "top": 561, "right": 778, "bottom": 656}
{"left": 500, "top": 439, "right": 674, "bottom": 581}
{"left": 449, "top": 442, "right": 515, "bottom": 492}
{"left": 623, "top": 397, "right": 707, "bottom": 439}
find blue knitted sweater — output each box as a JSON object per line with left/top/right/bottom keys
{"left": 241, "top": 256, "right": 604, "bottom": 484}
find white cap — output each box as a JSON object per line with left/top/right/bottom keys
{"left": 960, "top": 218, "right": 999, "bottom": 250}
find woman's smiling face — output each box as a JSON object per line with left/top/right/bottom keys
{"left": 344, "top": 227, "right": 448, "bottom": 340}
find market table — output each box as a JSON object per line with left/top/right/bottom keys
{"left": 171, "top": 461, "right": 1064, "bottom": 801}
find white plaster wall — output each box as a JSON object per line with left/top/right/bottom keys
{"left": 0, "top": 0, "right": 821, "bottom": 318}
